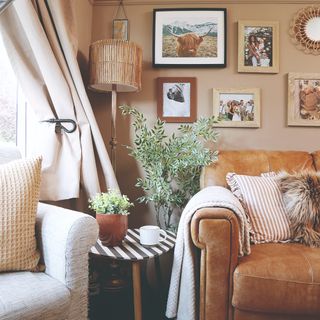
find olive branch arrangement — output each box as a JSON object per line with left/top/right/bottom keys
{"left": 120, "top": 105, "right": 219, "bottom": 231}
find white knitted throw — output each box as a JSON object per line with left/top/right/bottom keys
{"left": 166, "top": 186, "right": 251, "bottom": 320}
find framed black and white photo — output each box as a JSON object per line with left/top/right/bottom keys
{"left": 153, "top": 8, "right": 227, "bottom": 68}
{"left": 157, "top": 77, "right": 197, "bottom": 123}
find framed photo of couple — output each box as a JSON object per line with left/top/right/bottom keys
{"left": 238, "top": 20, "right": 279, "bottom": 73}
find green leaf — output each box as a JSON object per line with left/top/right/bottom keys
{"left": 119, "top": 106, "right": 220, "bottom": 230}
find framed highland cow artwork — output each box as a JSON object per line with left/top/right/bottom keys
{"left": 153, "top": 8, "right": 227, "bottom": 68}
{"left": 157, "top": 77, "right": 197, "bottom": 123}
{"left": 288, "top": 73, "right": 320, "bottom": 126}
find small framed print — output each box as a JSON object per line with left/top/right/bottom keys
{"left": 288, "top": 73, "right": 320, "bottom": 126}
{"left": 238, "top": 20, "right": 279, "bottom": 73}
{"left": 213, "top": 88, "right": 261, "bottom": 128}
{"left": 153, "top": 8, "right": 227, "bottom": 68}
{"left": 157, "top": 77, "right": 197, "bottom": 123}
{"left": 113, "top": 19, "right": 129, "bottom": 40}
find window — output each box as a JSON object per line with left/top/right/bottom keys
{"left": 0, "top": 32, "right": 27, "bottom": 154}
{"left": 0, "top": 33, "right": 17, "bottom": 145}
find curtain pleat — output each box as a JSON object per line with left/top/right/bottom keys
{"left": 0, "top": 0, "right": 118, "bottom": 201}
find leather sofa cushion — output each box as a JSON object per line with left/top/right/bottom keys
{"left": 200, "top": 150, "right": 315, "bottom": 188}
{"left": 234, "top": 309, "right": 320, "bottom": 320}
{"left": 312, "top": 150, "right": 320, "bottom": 171}
{"left": 233, "top": 243, "right": 320, "bottom": 315}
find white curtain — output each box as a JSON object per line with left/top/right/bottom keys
{"left": 0, "top": 0, "right": 118, "bottom": 201}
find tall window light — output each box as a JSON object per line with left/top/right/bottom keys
{"left": 0, "top": 32, "right": 27, "bottom": 154}
{"left": 0, "top": 32, "right": 17, "bottom": 145}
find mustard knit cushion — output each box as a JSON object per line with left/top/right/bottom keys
{"left": 0, "top": 157, "right": 42, "bottom": 272}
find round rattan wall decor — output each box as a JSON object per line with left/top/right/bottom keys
{"left": 289, "top": 6, "right": 320, "bottom": 55}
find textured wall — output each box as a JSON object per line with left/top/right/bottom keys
{"left": 87, "top": 1, "right": 320, "bottom": 227}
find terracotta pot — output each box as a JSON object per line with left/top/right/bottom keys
{"left": 96, "top": 213, "right": 128, "bottom": 247}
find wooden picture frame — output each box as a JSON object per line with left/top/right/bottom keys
{"left": 238, "top": 20, "right": 279, "bottom": 73}
{"left": 213, "top": 88, "right": 261, "bottom": 128}
{"left": 288, "top": 73, "right": 320, "bottom": 126}
{"left": 153, "top": 8, "right": 227, "bottom": 68}
{"left": 157, "top": 77, "right": 197, "bottom": 123}
{"left": 113, "top": 19, "right": 129, "bottom": 41}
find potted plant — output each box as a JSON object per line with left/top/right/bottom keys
{"left": 89, "top": 189, "right": 133, "bottom": 246}
{"left": 120, "top": 105, "right": 219, "bottom": 232}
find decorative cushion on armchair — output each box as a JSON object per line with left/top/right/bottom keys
{"left": 0, "top": 145, "right": 99, "bottom": 320}
{"left": 0, "top": 157, "right": 42, "bottom": 272}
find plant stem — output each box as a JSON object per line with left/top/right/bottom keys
{"left": 164, "top": 205, "right": 173, "bottom": 230}
{"left": 154, "top": 203, "right": 161, "bottom": 228}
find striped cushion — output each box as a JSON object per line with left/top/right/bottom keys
{"left": 226, "top": 173, "right": 291, "bottom": 244}
{"left": 261, "top": 172, "right": 277, "bottom": 178}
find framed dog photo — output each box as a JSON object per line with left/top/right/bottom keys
{"left": 213, "top": 88, "right": 261, "bottom": 128}
{"left": 153, "top": 8, "right": 226, "bottom": 68}
{"left": 238, "top": 20, "right": 279, "bottom": 73}
{"left": 157, "top": 77, "right": 197, "bottom": 123}
{"left": 288, "top": 73, "right": 320, "bottom": 126}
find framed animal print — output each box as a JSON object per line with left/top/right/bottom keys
{"left": 157, "top": 77, "right": 197, "bottom": 123}
{"left": 238, "top": 20, "right": 279, "bottom": 73}
{"left": 212, "top": 88, "right": 261, "bottom": 128}
{"left": 288, "top": 73, "right": 320, "bottom": 126}
{"left": 153, "top": 8, "right": 226, "bottom": 68}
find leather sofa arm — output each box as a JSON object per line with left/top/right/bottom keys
{"left": 191, "top": 207, "right": 240, "bottom": 320}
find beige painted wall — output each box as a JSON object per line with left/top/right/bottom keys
{"left": 75, "top": 0, "right": 93, "bottom": 83}
{"left": 86, "top": 2, "right": 320, "bottom": 227}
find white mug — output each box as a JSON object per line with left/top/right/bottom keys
{"left": 139, "top": 225, "right": 167, "bottom": 246}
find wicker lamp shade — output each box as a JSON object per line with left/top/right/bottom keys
{"left": 88, "top": 39, "right": 142, "bottom": 93}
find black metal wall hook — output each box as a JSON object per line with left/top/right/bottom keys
{"left": 40, "top": 118, "right": 77, "bottom": 134}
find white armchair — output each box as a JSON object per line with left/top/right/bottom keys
{"left": 0, "top": 145, "right": 98, "bottom": 320}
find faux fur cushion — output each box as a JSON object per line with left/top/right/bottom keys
{"left": 277, "top": 171, "right": 320, "bottom": 247}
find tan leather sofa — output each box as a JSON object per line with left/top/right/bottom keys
{"left": 191, "top": 150, "right": 320, "bottom": 320}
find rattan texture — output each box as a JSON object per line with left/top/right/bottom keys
{"left": 88, "top": 39, "right": 142, "bottom": 92}
{"left": 289, "top": 6, "right": 320, "bottom": 55}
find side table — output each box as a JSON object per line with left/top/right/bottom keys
{"left": 90, "top": 228, "right": 176, "bottom": 320}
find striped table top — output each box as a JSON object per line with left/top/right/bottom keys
{"left": 91, "top": 228, "right": 176, "bottom": 261}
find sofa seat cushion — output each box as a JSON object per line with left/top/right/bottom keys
{"left": 0, "top": 272, "right": 70, "bottom": 320}
{"left": 233, "top": 243, "right": 320, "bottom": 315}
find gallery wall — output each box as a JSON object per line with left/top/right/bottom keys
{"left": 78, "top": 0, "right": 320, "bottom": 226}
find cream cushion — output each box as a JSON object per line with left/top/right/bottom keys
{"left": 0, "top": 157, "right": 42, "bottom": 272}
